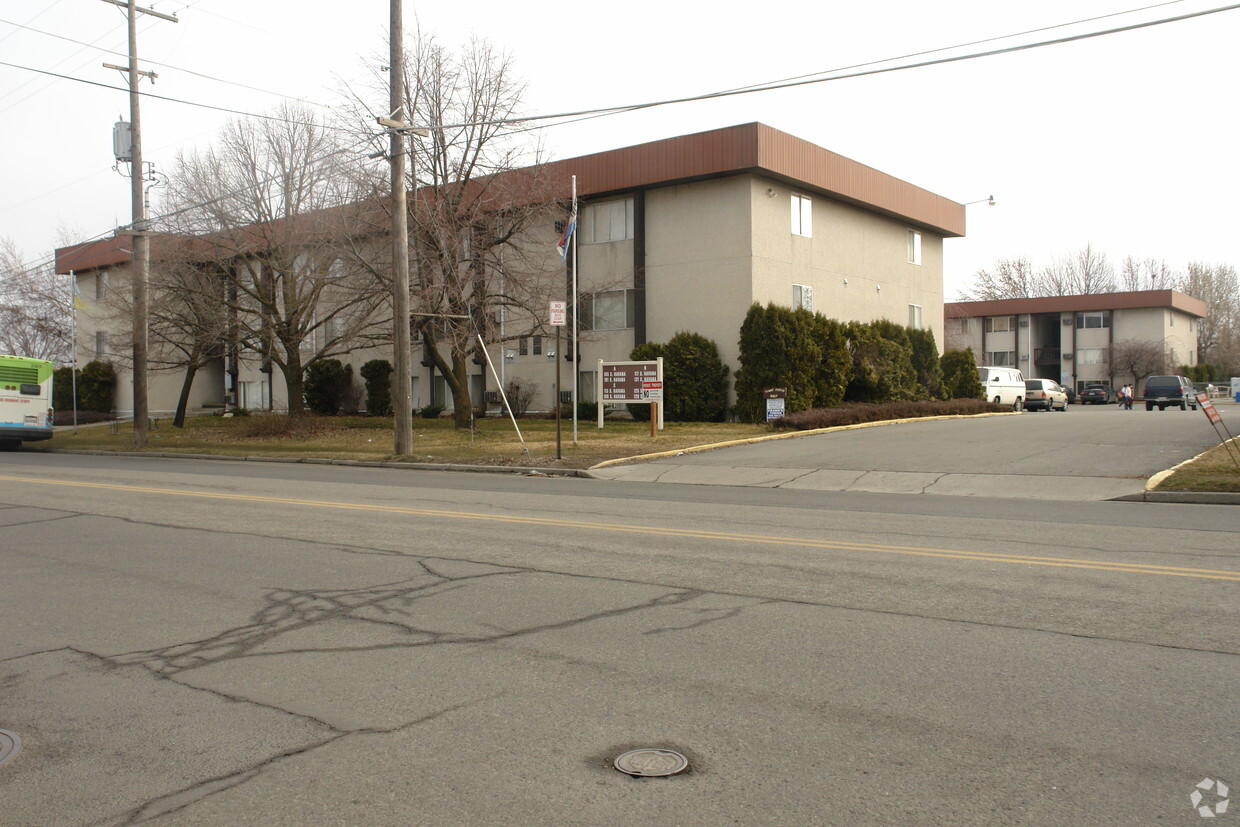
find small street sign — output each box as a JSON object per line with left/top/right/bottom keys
{"left": 549, "top": 300, "right": 567, "bottom": 326}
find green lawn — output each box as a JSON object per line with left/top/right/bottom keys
{"left": 1153, "top": 438, "right": 1240, "bottom": 492}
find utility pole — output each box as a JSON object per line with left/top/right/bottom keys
{"left": 103, "top": 0, "right": 177, "bottom": 448}
{"left": 383, "top": 0, "right": 428, "bottom": 456}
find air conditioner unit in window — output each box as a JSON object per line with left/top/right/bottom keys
{"left": 1062, "top": 352, "right": 1073, "bottom": 359}
{"left": 1018, "top": 319, "right": 1029, "bottom": 327}
{"left": 1062, "top": 318, "right": 1073, "bottom": 326}
{"left": 1020, "top": 354, "right": 1029, "bottom": 361}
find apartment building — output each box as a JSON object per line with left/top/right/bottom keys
{"left": 56, "top": 123, "right": 964, "bottom": 416}
{"left": 944, "top": 290, "right": 1207, "bottom": 391}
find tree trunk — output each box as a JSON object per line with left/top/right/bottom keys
{"left": 173, "top": 361, "right": 199, "bottom": 428}
{"left": 283, "top": 350, "right": 305, "bottom": 414}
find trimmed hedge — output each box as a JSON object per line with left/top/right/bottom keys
{"left": 361, "top": 359, "right": 393, "bottom": 416}
{"left": 770, "top": 399, "right": 1005, "bottom": 431}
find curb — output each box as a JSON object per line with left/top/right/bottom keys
{"left": 1110, "top": 491, "right": 1240, "bottom": 505}
{"left": 33, "top": 448, "right": 592, "bottom": 479}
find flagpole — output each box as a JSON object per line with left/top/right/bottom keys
{"left": 70, "top": 270, "right": 79, "bottom": 431}
{"left": 571, "top": 175, "right": 578, "bottom": 444}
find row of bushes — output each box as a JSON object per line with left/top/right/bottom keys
{"left": 300, "top": 306, "right": 987, "bottom": 425}
{"left": 732, "top": 304, "right": 982, "bottom": 423}
{"left": 52, "top": 361, "right": 118, "bottom": 414}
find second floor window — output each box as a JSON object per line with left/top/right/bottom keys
{"left": 580, "top": 198, "right": 634, "bottom": 244}
{"left": 1076, "top": 311, "right": 1111, "bottom": 329}
{"left": 908, "top": 230, "right": 922, "bottom": 264}
{"left": 791, "top": 194, "right": 812, "bottom": 237}
{"left": 985, "top": 315, "right": 1015, "bottom": 333}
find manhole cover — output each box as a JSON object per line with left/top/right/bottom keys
{"left": 613, "top": 748, "right": 688, "bottom": 777}
{"left": 0, "top": 730, "right": 22, "bottom": 770}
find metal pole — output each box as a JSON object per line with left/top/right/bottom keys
{"left": 389, "top": 0, "right": 413, "bottom": 456}
{"left": 555, "top": 325, "right": 562, "bottom": 459}
{"left": 571, "top": 175, "right": 578, "bottom": 444}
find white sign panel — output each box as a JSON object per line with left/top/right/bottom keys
{"left": 549, "top": 300, "right": 567, "bottom": 327}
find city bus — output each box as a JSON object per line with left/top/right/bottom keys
{"left": 0, "top": 354, "right": 55, "bottom": 449}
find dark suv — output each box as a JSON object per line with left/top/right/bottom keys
{"left": 1142, "top": 375, "right": 1198, "bottom": 411}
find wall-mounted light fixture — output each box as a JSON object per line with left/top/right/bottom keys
{"left": 875, "top": 284, "right": 881, "bottom": 292}
{"left": 546, "top": 349, "right": 556, "bottom": 359}
{"left": 843, "top": 278, "right": 849, "bottom": 285}
{"left": 963, "top": 194, "right": 996, "bottom": 207}
{"left": 767, "top": 188, "right": 777, "bottom": 198}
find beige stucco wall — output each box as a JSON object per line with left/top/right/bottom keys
{"left": 752, "top": 177, "right": 946, "bottom": 351}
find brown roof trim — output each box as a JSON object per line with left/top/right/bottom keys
{"left": 55, "top": 123, "right": 964, "bottom": 271}
{"left": 55, "top": 235, "right": 133, "bottom": 274}
{"left": 945, "top": 290, "right": 1208, "bottom": 318}
{"left": 535, "top": 123, "right": 965, "bottom": 237}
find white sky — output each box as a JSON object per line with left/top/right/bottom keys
{"left": 2, "top": 0, "right": 1237, "bottom": 299}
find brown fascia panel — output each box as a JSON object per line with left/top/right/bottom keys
{"left": 55, "top": 124, "right": 965, "bottom": 271}
{"left": 945, "top": 290, "right": 1209, "bottom": 318}
{"left": 533, "top": 123, "right": 965, "bottom": 237}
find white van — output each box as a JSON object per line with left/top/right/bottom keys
{"left": 978, "top": 366, "right": 1025, "bottom": 410}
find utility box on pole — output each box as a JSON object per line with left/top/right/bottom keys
{"left": 112, "top": 121, "right": 132, "bottom": 162}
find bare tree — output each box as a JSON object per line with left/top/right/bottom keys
{"left": 1109, "top": 338, "right": 1169, "bottom": 388}
{"left": 0, "top": 236, "right": 72, "bottom": 362}
{"left": 159, "top": 103, "right": 390, "bottom": 413}
{"left": 1179, "top": 262, "right": 1238, "bottom": 372}
{"left": 956, "top": 257, "right": 1040, "bottom": 301}
{"left": 1041, "top": 243, "right": 1116, "bottom": 296}
{"left": 341, "top": 34, "right": 559, "bottom": 428}
{"left": 1120, "top": 257, "right": 1178, "bottom": 292}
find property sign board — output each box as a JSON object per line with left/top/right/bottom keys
{"left": 764, "top": 388, "right": 787, "bottom": 422}
{"left": 597, "top": 359, "right": 664, "bottom": 430}
{"left": 549, "top": 300, "right": 566, "bottom": 327}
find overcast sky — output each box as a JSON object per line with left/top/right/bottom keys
{"left": 3, "top": 0, "right": 1237, "bottom": 299}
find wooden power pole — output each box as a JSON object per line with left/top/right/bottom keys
{"left": 388, "top": 0, "right": 413, "bottom": 456}
{"left": 103, "top": 0, "right": 177, "bottom": 448}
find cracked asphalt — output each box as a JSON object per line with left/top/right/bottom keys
{"left": 0, "top": 449, "right": 1236, "bottom": 825}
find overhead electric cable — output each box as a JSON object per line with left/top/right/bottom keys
{"left": 0, "top": 17, "right": 332, "bottom": 108}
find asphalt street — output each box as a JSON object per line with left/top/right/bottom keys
{"left": 0, "top": 424, "right": 1236, "bottom": 825}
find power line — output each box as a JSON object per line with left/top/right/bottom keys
{"left": 473, "top": 1, "right": 1240, "bottom": 130}
{"left": 0, "top": 16, "right": 332, "bottom": 109}
{"left": 0, "top": 60, "right": 355, "bottom": 131}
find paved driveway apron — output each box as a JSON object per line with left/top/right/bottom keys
{"left": 590, "top": 403, "right": 1234, "bottom": 500}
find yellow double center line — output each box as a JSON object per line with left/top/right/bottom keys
{"left": 3, "top": 473, "right": 1238, "bottom": 582}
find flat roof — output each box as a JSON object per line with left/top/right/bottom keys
{"left": 945, "top": 290, "right": 1208, "bottom": 318}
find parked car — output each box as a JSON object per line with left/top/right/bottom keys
{"left": 1063, "top": 386, "right": 1077, "bottom": 405}
{"left": 1079, "top": 384, "right": 1114, "bottom": 405}
{"left": 1024, "top": 379, "right": 1068, "bottom": 411}
{"left": 979, "top": 366, "right": 1025, "bottom": 411}
{"left": 1141, "top": 375, "right": 1198, "bottom": 411}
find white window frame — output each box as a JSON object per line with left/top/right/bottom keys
{"left": 792, "top": 283, "right": 814, "bottom": 312}
{"left": 580, "top": 198, "right": 634, "bottom": 245}
{"left": 1079, "top": 348, "right": 1107, "bottom": 365}
{"left": 907, "top": 229, "right": 922, "bottom": 265}
{"left": 95, "top": 330, "right": 108, "bottom": 360}
{"left": 1076, "top": 311, "right": 1110, "bottom": 330}
{"left": 908, "top": 304, "right": 923, "bottom": 329}
{"left": 582, "top": 289, "right": 637, "bottom": 331}
{"left": 985, "top": 315, "right": 1015, "bottom": 333}
{"left": 984, "top": 350, "right": 1016, "bottom": 367}
{"left": 791, "top": 194, "right": 812, "bottom": 237}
